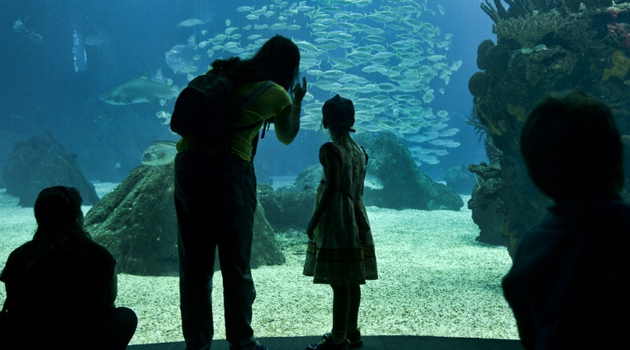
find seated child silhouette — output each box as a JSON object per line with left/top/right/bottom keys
{"left": 1, "top": 186, "right": 137, "bottom": 350}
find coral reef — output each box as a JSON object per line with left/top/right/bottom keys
{"left": 493, "top": 11, "right": 564, "bottom": 48}
{"left": 506, "top": 104, "right": 528, "bottom": 123}
{"left": 477, "top": 39, "right": 496, "bottom": 70}
{"left": 469, "top": 72, "right": 490, "bottom": 98}
{"left": 482, "top": 0, "right": 620, "bottom": 23}
{"left": 474, "top": 1, "right": 630, "bottom": 256}
{"left": 602, "top": 49, "right": 630, "bottom": 80}
{"left": 484, "top": 44, "right": 511, "bottom": 77}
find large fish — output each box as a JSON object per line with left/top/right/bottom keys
{"left": 100, "top": 76, "right": 178, "bottom": 105}
{"left": 364, "top": 173, "right": 384, "bottom": 190}
{"left": 14, "top": 18, "right": 42, "bottom": 45}
{"left": 141, "top": 141, "right": 177, "bottom": 166}
{"left": 177, "top": 18, "right": 205, "bottom": 27}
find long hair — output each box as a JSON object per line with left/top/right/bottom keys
{"left": 209, "top": 35, "right": 300, "bottom": 91}
{"left": 32, "top": 186, "right": 88, "bottom": 245}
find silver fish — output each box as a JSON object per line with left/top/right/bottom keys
{"left": 165, "top": 38, "right": 198, "bottom": 74}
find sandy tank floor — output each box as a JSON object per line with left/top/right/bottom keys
{"left": 0, "top": 184, "right": 518, "bottom": 344}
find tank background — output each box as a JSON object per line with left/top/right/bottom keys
{"left": 0, "top": 0, "right": 491, "bottom": 184}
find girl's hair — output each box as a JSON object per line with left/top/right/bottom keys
{"left": 33, "top": 186, "right": 87, "bottom": 243}
{"left": 209, "top": 35, "right": 300, "bottom": 91}
{"left": 322, "top": 94, "right": 356, "bottom": 138}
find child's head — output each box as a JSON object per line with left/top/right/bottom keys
{"left": 322, "top": 94, "right": 355, "bottom": 135}
{"left": 520, "top": 89, "right": 624, "bottom": 201}
{"left": 33, "top": 186, "right": 86, "bottom": 242}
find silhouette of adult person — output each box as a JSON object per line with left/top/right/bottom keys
{"left": 173, "top": 35, "right": 307, "bottom": 350}
{"left": 0, "top": 186, "right": 137, "bottom": 350}
{"left": 502, "top": 90, "right": 630, "bottom": 349}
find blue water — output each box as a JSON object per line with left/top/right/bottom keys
{"left": 0, "top": 0, "right": 493, "bottom": 183}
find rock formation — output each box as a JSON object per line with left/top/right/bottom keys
{"left": 260, "top": 132, "right": 464, "bottom": 231}
{"left": 2, "top": 131, "right": 98, "bottom": 207}
{"left": 360, "top": 132, "right": 464, "bottom": 211}
{"left": 444, "top": 165, "right": 477, "bottom": 195}
{"left": 84, "top": 163, "right": 285, "bottom": 276}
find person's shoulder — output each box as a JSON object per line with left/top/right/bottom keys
{"left": 354, "top": 142, "right": 368, "bottom": 156}
{"left": 319, "top": 142, "right": 341, "bottom": 163}
{"left": 510, "top": 217, "right": 567, "bottom": 267}
{"left": 3, "top": 241, "right": 35, "bottom": 260}
{"left": 603, "top": 197, "right": 630, "bottom": 233}
{"left": 75, "top": 236, "right": 116, "bottom": 264}
{"left": 10, "top": 240, "right": 36, "bottom": 252}
{"left": 609, "top": 196, "right": 630, "bottom": 215}
{"left": 242, "top": 81, "right": 286, "bottom": 94}
{"left": 5, "top": 241, "right": 37, "bottom": 263}
{"left": 266, "top": 82, "right": 290, "bottom": 98}
{"left": 242, "top": 81, "right": 289, "bottom": 107}
{"left": 320, "top": 142, "right": 339, "bottom": 153}
{"left": 0, "top": 241, "right": 37, "bottom": 282}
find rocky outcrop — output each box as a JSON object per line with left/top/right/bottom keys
{"left": 360, "top": 132, "right": 464, "bottom": 211}
{"left": 257, "top": 165, "right": 319, "bottom": 232}
{"left": 444, "top": 165, "right": 477, "bottom": 195}
{"left": 260, "top": 133, "right": 464, "bottom": 231}
{"left": 84, "top": 163, "right": 285, "bottom": 276}
{"left": 2, "top": 131, "right": 98, "bottom": 207}
{"left": 468, "top": 162, "right": 509, "bottom": 246}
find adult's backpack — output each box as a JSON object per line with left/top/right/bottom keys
{"left": 170, "top": 72, "right": 272, "bottom": 145}
{"left": 170, "top": 72, "right": 232, "bottom": 143}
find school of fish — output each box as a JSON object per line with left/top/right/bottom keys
{"left": 168, "top": 0, "right": 461, "bottom": 166}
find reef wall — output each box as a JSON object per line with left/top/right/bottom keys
{"left": 471, "top": 0, "right": 630, "bottom": 256}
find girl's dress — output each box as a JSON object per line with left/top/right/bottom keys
{"left": 303, "top": 141, "right": 378, "bottom": 285}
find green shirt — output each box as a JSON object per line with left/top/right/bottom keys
{"left": 176, "top": 81, "right": 291, "bottom": 162}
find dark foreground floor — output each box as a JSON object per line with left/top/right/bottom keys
{"left": 129, "top": 336, "right": 525, "bottom": 350}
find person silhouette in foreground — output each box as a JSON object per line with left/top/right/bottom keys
{"left": 303, "top": 95, "right": 378, "bottom": 350}
{"left": 0, "top": 186, "right": 137, "bottom": 350}
{"left": 173, "top": 34, "right": 307, "bottom": 350}
{"left": 502, "top": 90, "right": 630, "bottom": 349}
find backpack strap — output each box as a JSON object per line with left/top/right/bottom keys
{"left": 222, "top": 81, "right": 274, "bottom": 159}
{"left": 227, "top": 80, "right": 274, "bottom": 134}
{"left": 231, "top": 81, "right": 274, "bottom": 117}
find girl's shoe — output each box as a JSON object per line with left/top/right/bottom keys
{"left": 346, "top": 328, "right": 363, "bottom": 348}
{"left": 306, "top": 333, "right": 350, "bottom": 350}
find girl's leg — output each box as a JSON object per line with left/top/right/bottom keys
{"left": 346, "top": 283, "right": 361, "bottom": 332}
{"left": 331, "top": 284, "right": 350, "bottom": 342}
